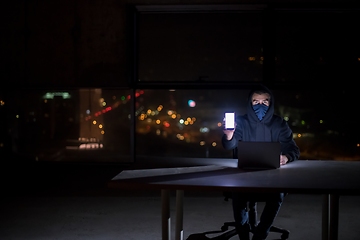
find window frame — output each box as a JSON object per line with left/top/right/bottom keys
{"left": 129, "top": 4, "right": 360, "bottom": 162}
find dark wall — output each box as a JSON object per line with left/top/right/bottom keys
{"left": 2, "top": 0, "right": 128, "bottom": 88}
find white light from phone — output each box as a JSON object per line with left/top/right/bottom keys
{"left": 225, "top": 112, "right": 235, "bottom": 129}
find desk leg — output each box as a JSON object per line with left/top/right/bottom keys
{"left": 175, "top": 190, "right": 184, "bottom": 240}
{"left": 322, "top": 194, "right": 329, "bottom": 240}
{"left": 162, "top": 190, "right": 171, "bottom": 240}
{"left": 329, "top": 194, "right": 339, "bottom": 240}
{"left": 322, "top": 194, "right": 340, "bottom": 240}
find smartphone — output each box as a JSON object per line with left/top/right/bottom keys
{"left": 224, "top": 112, "right": 235, "bottom": 130}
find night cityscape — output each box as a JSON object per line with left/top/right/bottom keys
{"left": 1, "top": 86, "right": 360, "bottom": 162}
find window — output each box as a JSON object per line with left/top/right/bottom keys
{"left": 134, "top": 6, "right": 360, "bottom": 161}
{"left": 275, "top": 10, "right": 360, "bottom": 83}
{"left": 3, "top": 5, "right": 359, "bottom": 162}
{"left": 2, "top": 89, "right": 132, "bottom": 162}
{"left": 138, "top": 8, "right": 264, "bottom": 82}
{"left": 273, "top": 88, "right": 360, "bottom": 160}
{"left": 135, "top": 88, "right": 360, "bottom": 161}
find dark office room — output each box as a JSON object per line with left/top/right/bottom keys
{"left": 1, "top": 0, "right": 360, "bottom": 240}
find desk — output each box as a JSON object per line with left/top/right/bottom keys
{"left": 109, "top": 160, "right": 360, "bottom": 240}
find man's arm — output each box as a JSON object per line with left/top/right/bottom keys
{"left": 222, "top": 131, "right": 237, "bottom": 150}
{"left": 222, "top": 120, "right": 241, "bottom": 150}
{"left": 279, "top": 120, "right": 300, "bottom": 162}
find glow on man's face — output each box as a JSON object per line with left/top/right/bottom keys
{"left": 252, "top": 93, "right": 270, "bottom": 106}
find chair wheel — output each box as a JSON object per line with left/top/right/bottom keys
{"left": 221, "top": 226, "right": 228, "bottom": 231}
{"left": 281, "top": 232, "right": 289, "bottom": 240}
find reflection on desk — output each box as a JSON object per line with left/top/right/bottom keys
{"left": 110, "top": 160, "right": 360, "bottom": 195}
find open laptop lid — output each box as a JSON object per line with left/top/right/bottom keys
{"left": 237, "top": 141, "right": 281, "bottom": 169}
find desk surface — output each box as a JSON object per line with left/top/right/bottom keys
{"left": 109, "top": 160, "right": 360, "bottom": 195}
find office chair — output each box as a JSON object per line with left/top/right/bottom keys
{"left": 219, "top": 193, "right": 290, "bottom": 240}
{"left": 186, "top": 148, "right": 290, "bottom": 240}
{"left": 186, "top": 192, "right": 290, "bottom": 240}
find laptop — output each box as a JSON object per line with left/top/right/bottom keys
{"left": 237, "top": 141, "right": 281, "bottom": 169}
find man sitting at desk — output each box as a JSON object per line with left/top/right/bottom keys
{"left": 222, "top": 86, "right": 300, "bottom": 240}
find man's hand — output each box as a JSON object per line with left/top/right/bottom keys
{"left": 223, "top": 129, "right": 235, "bottom": 140}
{"left": 280, "top": 155, "right": 289, "bottom": 166}
{"left": 223, "top": 122, "right": 237, "bottom": 140}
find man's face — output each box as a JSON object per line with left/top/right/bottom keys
{"left": 252, "top": 93, "right": 270, "bottom": 106}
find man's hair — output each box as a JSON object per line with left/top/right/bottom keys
{"left": 252, "top": 90, "right": 271, "bottom": 100}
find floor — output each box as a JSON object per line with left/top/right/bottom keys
{"left": 1, "top": 162, "right": 360, "bottom": 240}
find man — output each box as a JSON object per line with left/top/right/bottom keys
{"left": 222, "top": 85, "right": 300, "bottom": 240}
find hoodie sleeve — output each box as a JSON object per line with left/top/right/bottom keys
{"left": 279, "top": 120, "right": 300, "bottom": 162}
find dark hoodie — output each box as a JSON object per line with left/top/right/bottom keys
{"left": 222, "top": 85, "right": 300, "bottom": 162}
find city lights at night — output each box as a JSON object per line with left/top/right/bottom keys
{"left": 2, "top": 86, "right": 360, "bottom": 161}
{"left": 43, "top": 92, "right": 71, "bottom": 99}
{"left": 1, "top": 86, "right": 359, "bottom": 161}
{"left": 188, "top": 100, "right": 196, "bottom": 107}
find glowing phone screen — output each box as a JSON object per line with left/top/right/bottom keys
{"left": 225, "top": 112, "right": 235, "bottom": 129}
